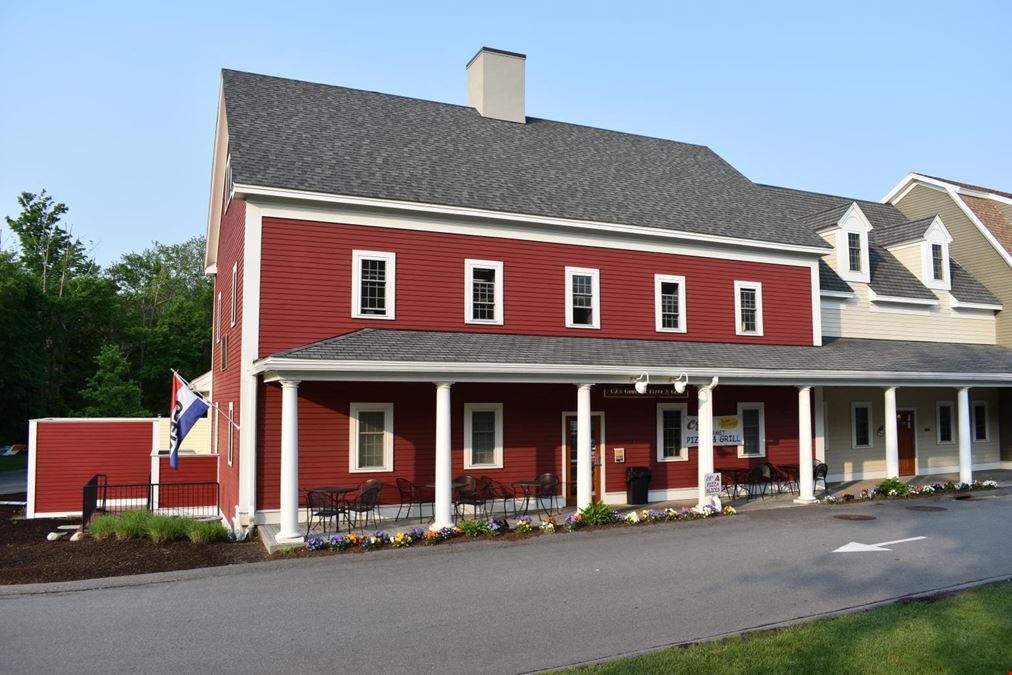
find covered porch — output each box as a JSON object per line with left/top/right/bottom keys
{"left": 252, "top": 329, "right": 1012, "bottom": 544}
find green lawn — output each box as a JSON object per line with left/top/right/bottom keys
{"left": 569, "top": 582, "right": 1012, "bottom": 675}
{"left": 0, "top": 453, "right": 27, "bottom": 472}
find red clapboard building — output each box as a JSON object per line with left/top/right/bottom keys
{"left": 203, "top": 48, "right": 1012, "bottom": 542}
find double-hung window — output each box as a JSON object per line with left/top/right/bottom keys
{"left": 931, "top": 244, "right": 945, "bottom": 281}
{"left": 227, "top": 402, "right": 234, "bottom": 466}
{"left": 216, "top": 292, "right": 222, "bottom": 343}
{"left": 465, "top": 259, "right": 503, "bottom": 325}
{"left": 654, "top": 274, "right": 687, "bottom": 333}
{"left": 656, "top": 403, "right": 687, "bottom": 461}
{"left": 852, "top": 402, "right": 872, "bottom": 449}
{"left": 352, "top": 250, "right": 396, "bottom": 319}
{"left": 848, "top": 232, "right": 862, "bottom": 272}
{"left": 464, "top": 403, "right": 503, "bottom": 469}
{"left": 565, "top": 267, "right": 600, "bottom": 329}
{"left": 936, "top": 402, "right": 954, "bottom": 444}
{"left": 738, "top": 402, "right": 766, "bottom": 458}
{"left": 734, "top": 281, "right": 764, "bottom": 336}
{"left": 349, "top": 403, "right": 394, "bottom": 472}
{"left": 973, "top": 402, "right": 988, "bottom": 442}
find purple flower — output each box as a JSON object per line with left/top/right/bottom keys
{"left": 306, "top": 536, "right": 325, "bottom": 551}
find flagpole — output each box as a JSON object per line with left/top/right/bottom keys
{"left": 171, "top": 369, "right": 240, "bottom": 431}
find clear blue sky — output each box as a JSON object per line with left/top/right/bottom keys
{"left": 2, "top": 1, "right": 1010, "bottom": 265}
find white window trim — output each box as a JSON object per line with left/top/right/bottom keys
{"left": 935, "top": 401, "right": 955, "bottom": 445}
{"left": 230, "top": 262, "right": 238, "bottom": 328}
{"left": 736, "top": 402, "right": 766, "bottom": 459}
{"left": 920, "top": 217, "right": 953, "bottom": 291}
{"left": 734, "top": 281, "right": 764, "bottom": 337}
{"left": 464, "top": 259, "right": 504, "bottom": 325}
{"left": 349, "top": 402, "right": 395, "bottom": 473}
{"left": 213, "top": 405, "right": 220, "bottom": 456}
{"left": 463, "top": 403, "right": 504, "bottom": 469}
{"left": 834, "top": 203, "right": 872, "bottom": 284}
{"left": 216, "top": 292, "right": 222, "bottom": 343}
{"left": 654, "top": 274, "right": 687, "bottom": 333}
{"left": 564, "top": 266, "right": 600, "bottom": 329}
{"left": 226, "top": 402, "right": 234, "bottom": 466}
{"left": 972, "top": 401, "right": 989, "bottom": 442}
{"left": 656, "top": 402, "right": 688, "bottom": 462}
{"left": 851, "top": 401, "right": 873, "bottom": 449}
{"left": 351, "top": 250, "right": 397, "bottom": 320}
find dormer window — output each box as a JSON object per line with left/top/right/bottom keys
{"left": 931, "top": 244, "right": 944, "bottom": 281}
{"left": 847, "top": 232, "right": 862, "bottom": 272}
{"left": 919, "top": 216, "right": 952, "bottom": 291}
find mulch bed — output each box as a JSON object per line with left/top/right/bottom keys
{"left": 0, "top": 505, "right": 267, "bottom": 585}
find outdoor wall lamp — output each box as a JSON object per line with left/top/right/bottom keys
{"left": 672, "top": 372, "right": 689, "bottom": 395}
{"left": 634, "top": 372, "right": 650, "bottom": 394}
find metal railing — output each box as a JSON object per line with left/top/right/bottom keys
{"left": 82, "top": 476, "right": 219, "bottom": 525}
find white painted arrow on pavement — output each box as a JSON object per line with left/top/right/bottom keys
{"left": 834, "top": 536, "right": 926, "bottom": 553}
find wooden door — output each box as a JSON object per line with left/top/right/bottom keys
{"left": 897, "top": 410, "right": 916, "bottom": 476}
{"left": 565, "top": 415, "right": 603, "bottom": 506}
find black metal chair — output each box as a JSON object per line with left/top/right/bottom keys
{"left": 453, "top": 475, "right": 489, "bottom": 521}
{"left": 769, "top": 463, "right": 798, "bottom": 495}
{"left": 305, "top": 490, "right": 340, "bottom": 536}
{"left": 490, "top": 479, "right": 519, "bottom": 519}
{"left": 343, "top": 485, "right": 382, "bottom": 531}
{"left": 746, "top": 464, "right": 771, "bottom": 500}
{"left": 395, "top": 477, "right": 432, "bottom": 523}
{"left": 534, "top": 473, "right": 560, "bottom": 516}
{"left": 814, "top": 462, "right": 829, "bottom": 494}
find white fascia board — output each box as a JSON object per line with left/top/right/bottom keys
{"left": 252, "top": 357, "right": 1012, "bottom": 387}
{"left": 820, "top": 290, "right": 855, "bottom": 299}
{"left": 951, "top": 297, "right": 1003, "bottom": 311}
{"left": 234, "top": 182, "right": 831, "bottom": 257}
{"left": 868, "top": 288, "right": 939, "bottom": 307}
{"left": 205, "top": 80, "right": 229, "bottom": 272}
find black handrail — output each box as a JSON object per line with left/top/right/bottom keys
{"left": 82, "top": 478, "right": 219, "bottom": 526}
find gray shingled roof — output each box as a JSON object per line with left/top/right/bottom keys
{"left": 950, "top": 259, "right": 1001, "bottom": 305}
{"left": 867, "top": 245, "right": 937, "bottom": 300}
{"left": 221, "top": 70, "right": 829, "bottom": 250}
{"left": 819, "top": 260, "right": 852, "bottom": 293}
{"left": 872, "top": 217, "right": 936, "bottom": 247}
{"left": 263, "top": 329, "right": 1012, "bottom": 379}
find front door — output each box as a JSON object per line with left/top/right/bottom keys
{"left": 565, "top": 414, "right": 603, "bottom": 506}
{"left": 897, "top": 410, "right": 916, "bottom": 476}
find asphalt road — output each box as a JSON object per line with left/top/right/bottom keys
{"left": 0, "top": 470, "right": 26, "bottom": 496}
{"left": 3, "top": 493, "right": 1011, "bottom": 674}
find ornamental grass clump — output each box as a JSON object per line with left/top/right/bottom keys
{"left": 147, "top": 515, "right": 191, "bottom": 544}
{"left": 186, "top": 520, "right": 230, "bottom": 544}
{"left": 88, "top": 514, "right": 118, "bottom": 540}
{"left": 113, "top": 510, "right": 154, "bottom": 540}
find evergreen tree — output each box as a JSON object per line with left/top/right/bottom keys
{"left": 79, "top": 345, "right": 148, "bottom": 418}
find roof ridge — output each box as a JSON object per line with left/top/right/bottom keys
{"left": 759, "top": 183, "right": 883, "bottom": 208}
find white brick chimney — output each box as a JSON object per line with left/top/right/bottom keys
{"left": 466, "top": 47, "right": 526, "bottom": 124}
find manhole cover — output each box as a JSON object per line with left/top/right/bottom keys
{"left": 953, "top": 494, "right": 972, "bottom": 500}
{"left": 833, "top": 514, "right": 876, "bottom": 521}
{"left": 907, "top": 506, "right": 947, "bottom": 512}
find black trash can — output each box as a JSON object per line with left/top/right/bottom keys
{"left": 626, "top": 466, "right": 652, "bottom": 505}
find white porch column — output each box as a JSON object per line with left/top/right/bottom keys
{"left": 276, "top": 379, "right": 302, "bottom": 543}
{"left": 576, "top": 383, "right": 594, "bottom": 510}
{"left": 957, "top": 386, "right": 973, "bottom": 484}
{"left": 430, "top": 382, "right": 454, "bottom": 530}
{"left": 696, "top": 378, "right": 717, "bottom": 508}
{"left": 884, "top": 386, "right": 899, "bottom": 478}
{"left": 813, "top": 386, "right": 826, "bottom": 463}
{"left": 796, "top": 386, "right": 816, "bottom": 503}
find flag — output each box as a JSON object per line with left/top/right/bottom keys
{"left": 169, "top": 373, "right": 209, "bottom": 469}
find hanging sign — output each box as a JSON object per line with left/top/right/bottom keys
{"left": 603, "top": 384, "right": 688, "bottom": 399}
{"left": 685, "top": 415, "right": 743, "bottom": 447}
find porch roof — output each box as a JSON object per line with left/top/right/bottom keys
{"left": 254, "top": 329, "right": 1012, "bottom": 386}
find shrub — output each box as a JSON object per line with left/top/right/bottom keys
{"left": 186, "top": 520, "right": 230, "bottom": 544}
{"left": 88, "top": 514, "right": 118, "bottom": 539}
{"left": 876, "top": 477, "right": 909, "bottom": 496}
{"left": 147, "top": 516, "right": 190, "bottom": 544}
{"left": 579, "top": 501, "right": 620, "bottom": 526}
{"left": 458, "top": 519, "right": 491, "bottom": 537}
{"left": 113, "top": 510, "right": 154, "bottom": 540}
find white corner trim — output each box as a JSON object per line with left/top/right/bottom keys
{"left": 809, "top": 262, "right": 822, "bottom": 346}
{"left": 26, "top": 419, "right": 38, "bottom": 519}
{"left": 238, "top": 201, "right": 262, "bottom": 519}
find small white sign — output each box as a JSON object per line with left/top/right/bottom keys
{"left": 704, "top": 472, "right": 722, "bottom": 496}
{"left": 686, "top": 415, "right": 743, "bottom": 447}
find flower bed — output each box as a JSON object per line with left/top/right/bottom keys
{"left": 276, "top": 501, "right": 737, "bottom": 558}
{"left": 821, "top": 478, "right": 999, "bottom": 504}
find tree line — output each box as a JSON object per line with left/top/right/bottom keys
{"left": 1, "top": 191, "right": 212, "bottom": 442}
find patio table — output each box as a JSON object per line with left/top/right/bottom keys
{"left": 714, "top": 467, "right": 750, "bottom": 499}
{"left": 306, "top": 486, "right": 355, "bottom": 533}
{"left": 511, "top": 480, "right": 545, "bottom": 517}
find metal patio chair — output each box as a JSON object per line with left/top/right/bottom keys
{"left": 343, "top": 485, "right": 382, "bottom": 531}
{"left": 745, "top": 464, "right": 771, "bottom": 500}
{"left": 814, "top": 462, "right": 829, "bottom": 494}
{"left": 534, "top": 473, "right": 560, "bottom": 516}
{"left": 305, "top": 489, "right": 340, "bottom": 536}
{"left": 395, "top": 477, "right": 432, "bottom": 524}
{"left": 453, "top": 475, "right": 490, "bottom": 521}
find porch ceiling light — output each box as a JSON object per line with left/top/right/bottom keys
{"left": 673, "top": 372, "right": 689, "bottom": 395}
{"left": 634, "top": 371, "right": 650, "bottom": 395}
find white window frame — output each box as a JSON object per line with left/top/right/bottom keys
{"left": 737, "top": 402, "right": 766, "bottom": 459}
{"left": 851, "top": 401, "right": 873, "bottom": 449}
{"left": 656, "top": 402, "right": 688, "bottom": 462}
{"left": 213, "top": 405, "right": 220, "bottom": 456}
{"left": 935, "top": 401, "right": 954, "bottom": 445}
{"left": 972, "top": 401, "right": 989, "bottom": 442}
{"left": 463, "top": 403, "right": 504, "bottom": 469}
{"left": 654, "top": 274, "right": 687, "bottom": 333}
{"left": 227, "top": 401, "right": 234, "bottom": 466}
{"left": 834, "top": 203, "right": 872, "bottom": 284}
{"left": 349, "top": 402, "right": 395, "bottom": 473}
{"left": 464, "top": 259, "right": 504, "bottom": 325}
{"left": 920, "top": 217, "right": 952, "bottom": 291}
{"left": 734, "top": 281, "right": 764, "bottom": 337}
{"left": 230, "top": 262, "right": 238, "bottom": 328}
{"left": 565, "top": 266, "right": 600, "bottom": 329}
{"left": 216, "top": 292, "right": 222, "bottom": 343}
{"left": 352, "top": 250, "right": 396, "bottom": 320}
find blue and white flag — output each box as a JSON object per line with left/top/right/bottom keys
{"left": 169, "top": 373, "right": 209, "bottom": 469}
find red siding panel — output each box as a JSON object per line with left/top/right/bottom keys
{"left": 34, "top": 421, "right": 154, "bottom": 514}
{"left": 158, "top": 455, "right": 219, "bottom": 507}
{"left": 258, "top": 218, "right": 814, "bottom": 356}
